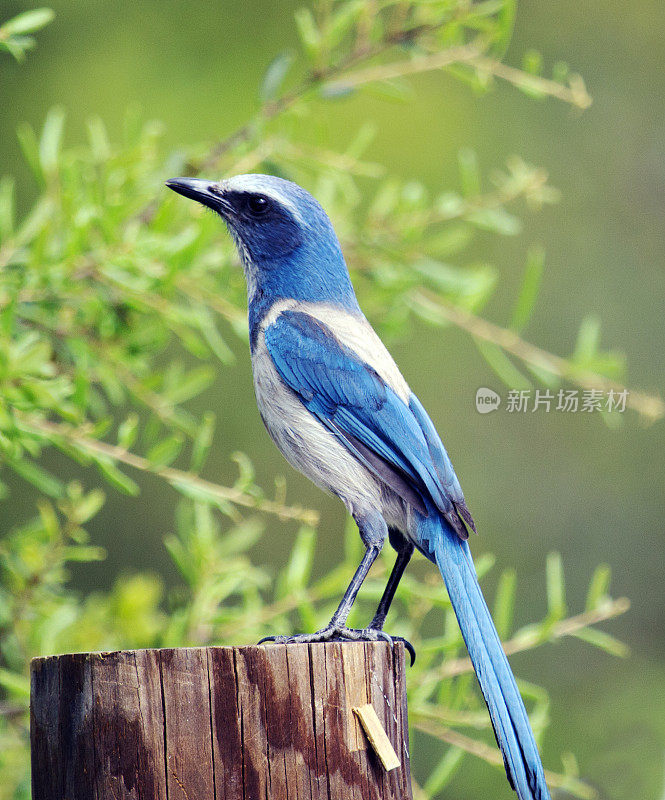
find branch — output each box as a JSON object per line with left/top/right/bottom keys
{"left": 413, "top": 720, "right": 597, "bottom": 799}
{"left": 16, "top": 415, "right": 319, "bottom": 526}
{"left": 474, "top": 55, "right": 592, "bottom": 110}
{"left": 197, "top": 21, "right": 458, "bottom": 170}
{"left": 325, "top": 46, "right": 592, "bottom": 110}
{"left": 324, "top": 43, "right": 481, "bottom": 91}
{"left": 437, "top": 596, "right": 630, "bottom": 680}
{"left": 409, "top": 290, "right": 664, "bottom": 422}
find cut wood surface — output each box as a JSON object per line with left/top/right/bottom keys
{"left": 31, "top": 642, "right": 413, "bottom": 799}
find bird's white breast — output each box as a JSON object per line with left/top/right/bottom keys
{"left": 250, "top": 301, "right": 411, "bottom": 526}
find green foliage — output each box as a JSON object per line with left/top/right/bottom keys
{"left": 0, "top": 493, "right": 629, "bottom": 799}
{"left": 0, "top": 8, "right": 54, "bottom": 62}
{"left": 0, "top": 1, "right": 647, "bottom": 798}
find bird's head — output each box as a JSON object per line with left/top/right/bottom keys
{"left": 166, "top": 174, "right": 359, "bottom": 316}
{"left": 166, "top": 175, "right": 360, "bottom": 320}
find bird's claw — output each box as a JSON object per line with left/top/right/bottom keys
{"left": 258, "top": 626, "right": 416, "bottom": 666}
{"left": 381, "top": 634, "right": 416, "bottom": 666}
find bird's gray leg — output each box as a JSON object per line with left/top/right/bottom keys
{"left": 328, "top": 511, "right": 386, "bottom": 627}
{"left": 259, "top": 510, "right": 388, "bottom": 645}
{"left": 369, "top": 528, "right": 414, "bottom": 631}
{"left": 259, "top": 513, "right": 415, "bottom": 663}
{"left": 362, "top": 528, "right": 416, "bottom": 664}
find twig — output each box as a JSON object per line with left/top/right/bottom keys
{"left": 409, "top": 290, "right": 664, "bottom": 422}
{"left": 325, "top": 46, "right": 591, "bottom": 109}
{"left": 437, "top": 597, "right": 630, "bottom": 680}
{"left": 324, "top": 44, "right": 481, "bottom": 91}
{"left": 0, "top": 703, "right": 26, "bottom": 720}
{"left": 414, "top": 720, "right": 597, "bottom": 799}
{"left": 174, "top": 275, "right": 246, "bottom": 326}
{"left": 474, "top": 55, "right": 592, "bottom": 110}
{"left": 197, "top": 21, "right": 454, "bottom": 171}
{"left": 16, "top": 415, "right": 319, "bottom": 526}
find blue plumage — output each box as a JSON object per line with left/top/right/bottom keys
{"left": 419, "top": 509, "right": 549, "bottom": 800}
{"left": 264, "top": 309, "right": 466, "bottom": 531}
{"left": 166, "top": 173, "right": 551, "bottom": 800}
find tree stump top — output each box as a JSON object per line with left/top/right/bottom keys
{"left": 31, "top": 642, "right": 412, "bottom": 799}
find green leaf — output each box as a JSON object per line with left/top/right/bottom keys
{"left": 9, "top": 456, "right": 64, "bottom": 498}
{"left": 147, "top": 435, "right": 184, "bottom": 469}
{"left": 467, "top": 207, "right": 521, "bottom": 235}
{"left": 475, "top": 339, "right": 532, "bottom": 391}
{"left": 191, "top": 412, "right": 215, "bottom": 472}
{"left": 231, "top": 451, "right": 256, "bottom": 492}
{"left": 72, "top": 489, "right": 105, "bottom": 524}
{"left": 524, "top": 360, "right": 560, "bottom": 388}
{"left": 0, "top": 175, "right": 15, "bottom": 242}
{"left": 39, "top": 106, "right": 66, "bottom": 175}
{"left": 573, "top": 315, "right": 601, "bottom": 363}
{"left": 0, "top": 668, "right": 29, "bottom": 698}
{"left": 37, "top": 499, "right": 59, "bottom": 536}
{"left": 86, "top": 116, "right": 111, "bottom": 161}
{"left": 510, "top": 246, "right": 544, "bottom": 331}
{"left": 493, "top": 567, "right": 516, "bottom": 639}
{"left": 117, "top": 414, "right": 139, "bottom": 450}
{"left": 328, "top": 0, "right": 365, "bottom": 47}
{"left": 458, "top": 148, "right": 481, "bottom": 197}
{"left": 197, "top": 310, "right": 234, "bottom": 363}
{"left": 572, "top": 627, "right": 629, "bottom": 658}
{"left": 217, "top": 519, "right": 264, "bottom": 557}
{"left": 523, "top": 48, "right": 543, "bottom": 76}
{"left": 64, "top": 545, "right": 106, "bottom": 562}
{"left": 16, "top": 121, "right": 44, "bottom": 184}
{"left": 278, "top": 525, "right": 316, "bottom": 596}
{"left": 0, "top": 34, "right": 35, "bottom": 61}
{"left": 585, "top": 564, "right": 611, "bottom": 610}
{"left": 423, "top": 747, "right": 465, "bottom": 796}
{"left": 163, "top": 534, "right": 195, "bottom": 582}
{"left": 14, "top": 196, "right": 53, "bottom": 246}
{"left": 475, "top": 552, "right": 496, "bottom": 578}
{"left": 95, "top": 457, "right": 140, "bottom": 495}
{"left": 425, "top": 224, "right": 473, "bottom": 257}
{"left": 414, "top": 260, "right": 497, "bottom": 309}
{"left": 259, "top": 51, "right": 294, "bottom": 102}
{"left": 166, "top": 366, "right": 215, "bottom": 404}
{"left": 546, "top": 552, "right": 566, "bottom": 620}
{"left": 494, "top": 0, "right": 517, "bottom": 57}
{"left": 294, "top": 7, "right": 321, "bottom": 60}
{"left": 553, "top": 61, "right": 570, "bottom": 84}
{"left": 1, "top": 8, "right": 54, "bottom": 36}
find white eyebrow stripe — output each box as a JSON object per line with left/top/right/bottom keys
{"left": 221, "top": 176, "right": 305, "bottom": 224}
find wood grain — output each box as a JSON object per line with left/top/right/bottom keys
{"left": 31, "top": 642, "right": 412, "bottom": 799}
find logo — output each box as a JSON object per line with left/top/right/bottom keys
{"left": 475, "top": 387, "right": 501, "bottom": 414}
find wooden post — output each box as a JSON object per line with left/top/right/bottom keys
{"left": 31, "top": 642, "right": 412, "bottom": 799}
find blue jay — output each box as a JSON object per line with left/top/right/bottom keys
{"left": 167, "top": 174, "right": 550, "bottom": 800}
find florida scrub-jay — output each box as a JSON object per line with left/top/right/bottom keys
{"left": 167, "top": 174, "right": 550, "bottom": 800}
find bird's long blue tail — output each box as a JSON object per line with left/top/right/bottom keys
{"left": 420, "top": 514, "right": 551, "bottom": 800}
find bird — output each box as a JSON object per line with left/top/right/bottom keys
{"left": 166, "top": 173, "right": 551, "bottom": 800}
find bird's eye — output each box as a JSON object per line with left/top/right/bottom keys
{"left": 246, "top": 194, "right": 270, "bottom": 216}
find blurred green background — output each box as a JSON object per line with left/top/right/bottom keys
{"left": 1, "top": 1, "right": 664, "bottom": 798}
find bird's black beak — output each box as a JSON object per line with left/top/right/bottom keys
{"left": 166, "top": 177, "right": 231, "bottom": 215}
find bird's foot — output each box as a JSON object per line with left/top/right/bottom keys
{"left": 259, "top": 626, "right": 416, "bottom": 665}
{"left": 367, "top": 627, "right": 416, "bottom": 666}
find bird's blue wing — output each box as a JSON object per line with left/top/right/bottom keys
{"left": 264, "top": 309, "right": 472, "bottom": 537}
{"left": 408, "top": 394, "right": 476, "bottom": 533}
